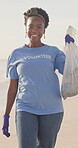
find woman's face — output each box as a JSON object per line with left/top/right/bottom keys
{"left": 26, "top": 16, "right": 45, "bottom": 42}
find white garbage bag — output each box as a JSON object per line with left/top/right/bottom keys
{"left": 61, "top": 26, "right": 78, "bottom": 99}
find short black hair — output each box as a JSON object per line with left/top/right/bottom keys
{"left": 23, "top": 7, "right": 49, "bottom": 28}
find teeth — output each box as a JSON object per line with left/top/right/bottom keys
{"left": 32, "top": 35, "right": 38, "bottom": 37}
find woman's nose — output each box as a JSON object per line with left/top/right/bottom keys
{"left": 32, "top": 27, "right": 38, "bottom": 32}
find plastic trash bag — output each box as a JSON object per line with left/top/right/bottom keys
{"left": 61, "top": 26, "right": 78, "bottom": 99}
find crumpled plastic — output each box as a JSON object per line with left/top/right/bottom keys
{"left": 61, "top": 26, "right": 78, "bottom": 99}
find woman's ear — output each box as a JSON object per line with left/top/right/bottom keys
{"left": 25, "top": 28, "right": 27, "bottom": 38}
{"left": 43, "top": 29, "right": 45, "bottom": 34}
{"left": 43, "top": 29, "right": 46, "bottom": 39}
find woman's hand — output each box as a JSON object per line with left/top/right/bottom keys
{"left": 65, "top": 34, "right": 75, "bottom": 44}
{"left": 2, "top": 114, "right": 10, "bottom": 137}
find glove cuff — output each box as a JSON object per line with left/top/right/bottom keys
{"left": 3, "top": 114, "right": 10, "bottom": 119}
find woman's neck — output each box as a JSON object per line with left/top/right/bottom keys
{"left": 26, "top": 41, "right": 44, "bottom": 48}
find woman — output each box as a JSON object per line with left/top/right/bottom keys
{"left": 2, "top": 7, "right": 74, "bottom": 148}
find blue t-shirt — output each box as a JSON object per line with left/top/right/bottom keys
{"left": 6, "top": 44, "right": 66, "bottom": 115}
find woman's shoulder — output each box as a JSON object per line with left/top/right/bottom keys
{"left": 7, "top": 45, "right": 25, "bottom": 62}
{"left": 8, "top": 45, "right": 26, "bottom": 59}
{"left": 11, "top": 45, "right": 25, "bottom": 54}
{"left": 46, "top": 44, "right": 65, "bottom": 59}
{"left": 46, "top": 44, "right": 61, "bottom": 53}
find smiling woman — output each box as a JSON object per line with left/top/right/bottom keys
{"left": 2, "top": 7, "right": 74, "bottom": 148}
{"left": 2, "top": 7, "right": 66, "bottom": 148}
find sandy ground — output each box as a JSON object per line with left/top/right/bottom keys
{"left": 0, "top": 98, "right": 78, "bottom": 148}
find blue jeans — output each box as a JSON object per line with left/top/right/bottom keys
{"left": 15, "top": 111, "right": 64, "bottom": 148}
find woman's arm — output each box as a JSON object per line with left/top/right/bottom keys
{"left": 4, "top": 79, "right": 18, "bottom": 115}
{"left": 55, "top": 51, "right": 66, "bottom": 75}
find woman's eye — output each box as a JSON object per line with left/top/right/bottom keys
{"left": 28, "top": 25, "right": 33, "bottom": 29}
{"left": 38, "top": 25, "right": 42, "bottom": 28}
{"left": 28, "top": 26, "right": 42, "bottom": 29}
{"left": 29, "top": 26, "right": 33, "bottom": 29}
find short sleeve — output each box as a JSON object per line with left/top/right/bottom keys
{"left": 6, "top": 52, "right": 19, "bottom": 79}
{"left": 54, "top": 49, "right": 66, "bottom": 74}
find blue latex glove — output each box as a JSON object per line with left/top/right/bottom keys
{"left": 65, "top": 34, "right": 75, "bottom": 44}
{"left": 2, "top": 114, "right": 10, "bottom": 137}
